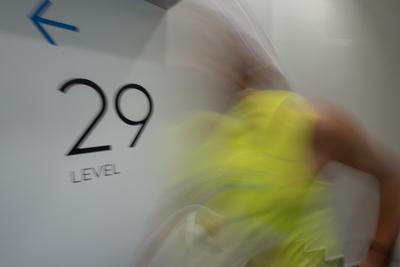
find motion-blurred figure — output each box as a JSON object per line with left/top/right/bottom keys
{"left": 135, "top": 1, "right": 400, "bottom": 266}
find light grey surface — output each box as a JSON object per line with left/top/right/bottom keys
{"left": 0, "top": 1, "right": 241, "bottom": 266}
{"left": 0, "top": 0, "right": 283, "bottom": 266}
{"left": 145, "top": 0, "right": 181, "bottom": 9}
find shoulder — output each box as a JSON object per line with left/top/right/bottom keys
{"left": 306, "top": 98, "right": 369, "bottom": 168}
{"left": 308, "top": 99, "right": 363, "bottom": 140}
{"left": 306, "top": 98, "right": 398, "bottom": 180}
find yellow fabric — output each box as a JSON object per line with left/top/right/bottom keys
{"left": 166, "top": 90, "right": 338, "bottom": 267}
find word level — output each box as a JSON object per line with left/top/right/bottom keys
{"left": 70, "top": 163, "right": 121, "bottom": 183}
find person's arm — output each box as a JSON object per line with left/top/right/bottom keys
{"left": 312, "top": 102, "right": 400, "bottom": 267}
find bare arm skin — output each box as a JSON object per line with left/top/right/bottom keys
{"left": 311, "top": 102, "right": 400, "bottom": 267}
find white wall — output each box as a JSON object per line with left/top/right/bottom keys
{"left": 0, "top": 1, "right": 235, "bottom": 267}
{"left": 239, "top": 0, "right": 400, "bottom": 265}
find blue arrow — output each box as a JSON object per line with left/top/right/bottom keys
{"left": 29, "top": 0, "right": 79, "bottom": 46}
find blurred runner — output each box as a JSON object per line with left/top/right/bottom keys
{"left": 135, "top": 1, "right": 400, "bottom": 266}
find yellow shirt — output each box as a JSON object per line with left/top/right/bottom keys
{"left": 160, "top": 90, "right": 339, "bottom": 267}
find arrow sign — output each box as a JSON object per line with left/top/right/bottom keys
{"left": 29, "top": 0, "right": 79, "bottom": 46}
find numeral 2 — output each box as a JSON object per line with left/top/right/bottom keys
{"left": 59, "top": 79, "right": 111, "bottom": 156}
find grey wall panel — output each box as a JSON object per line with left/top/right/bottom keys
{"left": 145, "top": 0, "right": 181, "bottom": 9}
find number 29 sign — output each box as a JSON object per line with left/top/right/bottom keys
{"left": 59, "top": 78, "right": 153, "bottom": 156}
{"left": 59, "top": 78, "right": 153, "bottom": 183}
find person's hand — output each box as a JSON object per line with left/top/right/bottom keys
{"left": 359, "top": 249, "right": 388, "bottom": 267}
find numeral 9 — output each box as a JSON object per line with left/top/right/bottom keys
{"left": 115, "top": 84, "right": 153, "bottom": 148}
